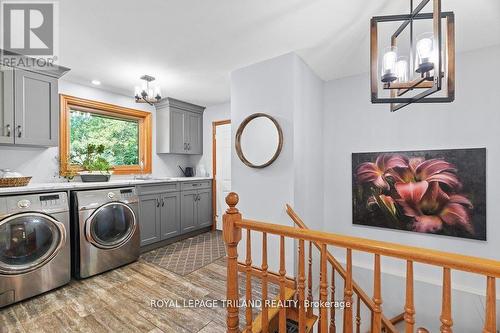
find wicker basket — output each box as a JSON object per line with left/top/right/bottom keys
{"left": 0, "top": 177, "right": 32, "bottom": 188}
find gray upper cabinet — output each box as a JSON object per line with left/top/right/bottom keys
{"left": 14, "top": 69, "right": 59, "bottom": 146}
{"left": 0, "top": 66, "right": 14, "bottom": 145}
{"left": 0, "top": 61, "right": 68, "bottom": 147}
{"left": 156, "top": 97, "right": 205, "bottom": 155}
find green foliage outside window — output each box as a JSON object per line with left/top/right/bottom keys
{"left": 69, "top": 110, "right": 139, "bottom": 166}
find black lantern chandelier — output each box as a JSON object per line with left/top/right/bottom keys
{"left": 370, "top": 0, "right": 455, "bottom": 112}
{"left": 134, "top": 75, "right": 162, "bottom": 105}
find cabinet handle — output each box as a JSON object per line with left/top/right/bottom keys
{"left": 161, "top": 198, "right": 165, "bottom": 207}
{"left": 17, "top": 125, "right": 22, "bottom": 138}
{"left": 188, "top": 143, "right": 191, "bottom": 150}
{"left": 184, "top": 143, "right": 187, "bottom": 150}
{"left": 156, "top": 198, "right": 160, "bottom": 207}
{"left": 6, "top": 124, "right": 11, "bottom": 137}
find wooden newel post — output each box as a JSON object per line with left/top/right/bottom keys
{"left": 223, "top": 192, "right": 242, "bottom": 333}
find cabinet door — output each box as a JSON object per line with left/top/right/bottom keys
{"left": 196, "top": 188, "right": 213, "bottom": 228}
{"left": 138, "top": 194, "right": 161, "bottom": 246}
{"left": 170, "top": 108, "right": 186, "bottom": 154}
{"left": 14, "top": 69, "right": 58, "bottom": 146}
{"left": 160, "top": 192, "right": 181, "bottom": 240}
{"left": 0, "top": 67, "right": 14, "bottom": 144}
{"left": 186, "top": 112, "right": 202, "bottom": 155}
{"left": 181, "top": 190, "right": 197, "bottom": 233}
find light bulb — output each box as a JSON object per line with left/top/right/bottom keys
{"left": 381, "top": 46, "right": 398, "bottom": 83}
{"left": 415, "top": 32, "right": 435, "bottom": 74}
{"left": 154, "top": 86, "right": 161, "bottom": 99}
{"left": 134, "top": 86, "right": 141, "bottom": 97}
{"left": 396, "top": 57, "right": 408, "bottom": 83}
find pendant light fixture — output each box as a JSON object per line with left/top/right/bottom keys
{"left": 370, "top": 0, "right": 455, "bottom": 112}
{"left": 134, "top": 75, "right": 162, "bottom": 105}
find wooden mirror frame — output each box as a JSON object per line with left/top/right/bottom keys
{"left": 235, "top": 113, "right": 283, "bottom": 169}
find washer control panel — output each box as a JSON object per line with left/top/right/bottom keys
{"left": 4, "top": 192, "right": 68, "bottom": 213}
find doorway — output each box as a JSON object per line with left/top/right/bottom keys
{"left": 212, "top": 120, "right": 231, "bottom": 230}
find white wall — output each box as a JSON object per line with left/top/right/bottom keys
{"left": 323, "top": 45, "right": 500, "bottom": 330}
{"left": 230, "top": 53, "right": 325, "bottom": 277}
{"left": 190, "top": 102, "right": 231, "bottom": 177}
{"left": 0, "top": 81, "right": 189, "bottom": 182}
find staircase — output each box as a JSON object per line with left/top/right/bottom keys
{"left": 222, "top": 192, "right": 500, "bottom": 333}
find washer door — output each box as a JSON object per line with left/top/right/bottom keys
{"left": 85, "top": 202, "right": 137, "bottom": 249}
{"left": 0, "top": 213, "right": 66, "bottom": 275}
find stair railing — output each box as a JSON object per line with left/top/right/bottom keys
{"left": 286, "top": 204, "right": 399, "bottom": 333}
{"left": 223, "top": 192, "right": 500, "bottom": 333}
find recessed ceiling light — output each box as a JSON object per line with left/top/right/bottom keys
{"left": 91, "top": 80, "right": 101, "bottom": 85}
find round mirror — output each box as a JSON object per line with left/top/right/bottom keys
{"left": 235, "top": 113, "right": 283, "bottom": 168}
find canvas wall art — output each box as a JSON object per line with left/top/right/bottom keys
{"left": 352, "top": 148, "right": 486, "bottom": 240}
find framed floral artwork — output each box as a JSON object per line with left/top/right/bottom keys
{"left": 352, "top": 148, "right": 486, "bottom": 240}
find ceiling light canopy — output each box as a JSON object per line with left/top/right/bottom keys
{"left": 134, "top": 75, "right": 162, "bottom": 105}
{"left": 370, "top": 0, "right": 455, "bottom": 112}
{"left": 91, "top": 80, "right": 101, "bottom": 85}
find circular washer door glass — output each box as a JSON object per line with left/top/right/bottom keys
{"left": 0, "top": 214, "right": 63, "bottom": 274}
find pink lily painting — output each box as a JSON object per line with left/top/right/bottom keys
{"left": 352, "top": 149, "right": 486, "bottom": 240}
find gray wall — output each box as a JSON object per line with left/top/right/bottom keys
{"left": 323, "top": 45, "right": 500, "bottom": 330}
{"left": 0, "top": 80, "right": 190, "bottom": 182}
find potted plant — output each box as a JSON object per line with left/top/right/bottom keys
{"left": 71, "top": 144, "right": 113, "bottom": 182}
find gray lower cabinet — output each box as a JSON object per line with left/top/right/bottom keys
{"left": 181, "top": 190, "right": 198, "bottom": 233}
{"left": 138, "top": 191, "right": 181, "bottom": 246}
{"left": 180, "top": 187, "right": 213, "bottom": 232}
{"left": 138, "top": 181, "right": 212, "bottom": 247}
{"left": 160, "top": 192, "right": 181, "bottom": 239}
{"left": 0, "top": 66, "right": 14, "bottom": 144}
{"left": 138, "top": 193, "right": 162, "bottom": 246}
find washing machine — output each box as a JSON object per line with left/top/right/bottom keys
{"left": 0, "top": 192, "right": 71, "bottom": 308}
{"left": 71, "top": 187, "right": 140, "bottom": 279}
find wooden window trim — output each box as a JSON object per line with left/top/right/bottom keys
{"left": 59, "top": 94, "right": 152, "bottom": 175}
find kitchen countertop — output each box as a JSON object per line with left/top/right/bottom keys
{"left": 0, "top": 177, "right": 212, "bottom": 195}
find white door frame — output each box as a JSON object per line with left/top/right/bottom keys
{"left": 212, "top": 119, "right": 231, "bottom": 230}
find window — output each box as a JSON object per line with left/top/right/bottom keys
{"left": 60, "top": 94, "right": 152, "bottom": 175}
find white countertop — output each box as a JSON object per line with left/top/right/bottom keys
{"left": 0, "top": 177, "right": 212, "bottom": 195}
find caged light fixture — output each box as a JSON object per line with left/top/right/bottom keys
{"left": 370, "top": 0, "right": 455, "bottom": 112}
{"left": 134, "top": 75, "right": 162, "bottom": 105}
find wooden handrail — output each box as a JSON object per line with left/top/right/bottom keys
{"left": 286, "top": 205, "right": 398, "bottom": 333}
{"left": 235, "top": 218, "right": 500, "bottom": 278}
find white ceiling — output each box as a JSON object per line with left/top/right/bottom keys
{"left": 59, "top": 0, "right": 500, "bottom": 106}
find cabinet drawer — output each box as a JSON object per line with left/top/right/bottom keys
{"left": 180, "top": 180, "right": 211, "bottom": 191}
{"left": 137, "top": 182, "right": 180, "bottom": 195}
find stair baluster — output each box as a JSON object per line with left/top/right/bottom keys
{"left": 355, "top": 295, "right": 361, "bottom": 333}
{"left": 440, "top": 268, "right": 453, "bottom": 333}
{"left": 330, "top": 267, "right": 336, "bottom": 333}
{"left": 404, "top": 261, "right": 415, "bottom": 333}
{"left": 245, "top": 230, "right": 253, "bottom": 332}
{"left": 483, "top": 276, "right": 497, "bottom": 333}
{"left": 279, "top": 236, "right": 287, "bottom": 333}
{"left": 344, "top": 249, "right": 353, "bottom": 333}
{"left": 262, "top": 232, "right": 269, "bottom": 333}
{"left": 320, "top": 244, "right": 328, "bottom": 333}
{"left": 307, "top": 241, "right": 313, "bottom": 317}
{"left": 298, "top": 239, "right": 307, "bottom": 333}
{"left": 372, "top": 254, "right": 382, "bottom": 333}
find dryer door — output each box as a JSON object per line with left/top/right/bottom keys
{"left": 85, "top": 202, "right": 137, "bottom": 249}
{"left": 0, "top": 213, "right": 66, "bottom": 275}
